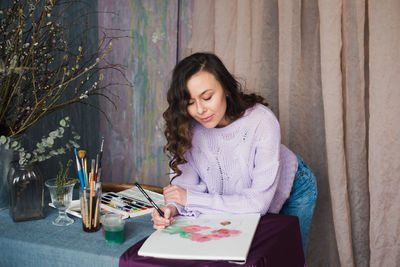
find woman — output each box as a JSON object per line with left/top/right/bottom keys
{"left": 151, "top": 52, "right": 317, "bottom": 254}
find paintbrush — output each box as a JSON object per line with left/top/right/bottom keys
{"left": 91, "top": 159, "right": 95, "bottom": 187}
{"left": 74, "top": 148, "right": 84, "bottom": 192}
{"left": 89, "top": 168, "right": 94, "bottom": 230}
{"left": 80, "top": 192, "right": 87, "bottom": 227}
{"left": 97, "top": 136, "right": 104, "bottom": 182}
{"left": 95, "top": 154, "right": 99, "bottom": 182}
{"left": 93, "top": 183, "right": 101, "bottom": 228}
{"left": 78, "top": 150, "right": 88, "bottom": 187}
{"left": 90, "top": 159, "right": 96, "bottom": 227}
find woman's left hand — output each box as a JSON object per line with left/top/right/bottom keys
{"left": 163, "top": 185, "right": 187, "bottom": 206}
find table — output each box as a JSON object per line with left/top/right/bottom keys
{"left": 0, "top": 192, "right": 155, "bottom": 267}
{"left": 0, "top": 195, "right": 304, "bottom": 267}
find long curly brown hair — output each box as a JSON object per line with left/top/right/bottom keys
{"left": 163, "top": 53, "right": 267, "bottom": 180}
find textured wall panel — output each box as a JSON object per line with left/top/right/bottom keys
{"left": 97, "top": 0, "right": 183, "bottom": 186}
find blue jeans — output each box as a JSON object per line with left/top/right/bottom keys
{"left": 280, "top": 156, "right": 317, "bottom": 255}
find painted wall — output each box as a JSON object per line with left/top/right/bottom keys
{"left": 0, "top": 0, "right": 193, "bottom": 186}
{"left": 97, "top": 0, "right": 192, "bottom": 186}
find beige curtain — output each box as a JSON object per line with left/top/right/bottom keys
{"left": 188, "top": 0, "right": 400, "bottom": 266}
{"left": 368, "top": 1, "right": 400, "bottom": 266}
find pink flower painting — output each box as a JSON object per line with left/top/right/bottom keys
{"left": 187, "top": 233, "right": 223, "bottom": 242}
{"left": 212, "top": 228, "right": 242, "bottom": 237}
{"left": 181, "top": 225, "right": 210, "bottom": 232}
{"left": 162, "top": 221, "right": 242, "bottom": 242}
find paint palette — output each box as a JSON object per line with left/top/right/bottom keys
{"left": 48, "top": 200, "right": 129, "bottom": 220}
{"left": 100, "top": 187, "right": 164, "bottom": 218}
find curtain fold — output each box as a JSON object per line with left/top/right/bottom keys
{"left": 368, "top": 0, "right": 400, "bottom": 266}
{"left": 318, "top": 0, "right": 355, "bottom": 266}
{"left": 342, "top": 1, "right": 370, "bottom": 266}
{"left": 278, "top": 0, "right": 300, "bottom": 145}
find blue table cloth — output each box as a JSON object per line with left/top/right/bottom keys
{"left": 0, "top": 194, "right": 155, "bottom": 267}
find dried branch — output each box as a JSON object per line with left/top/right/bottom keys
{"left": 0, "top": 0, "right": 130, "bottom": 137}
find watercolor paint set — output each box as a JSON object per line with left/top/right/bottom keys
{"left": 100, "top": 187, "right": 164, "bottom": 218}
{"left": 48, "top": 199, "right": 129, "bottom": 220}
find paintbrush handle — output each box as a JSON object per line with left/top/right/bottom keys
{"left": 89, "top": 177, "right": 94, "bottom": 229}
{"left": 93, "top": 190, "right": 101, "bottom": 228}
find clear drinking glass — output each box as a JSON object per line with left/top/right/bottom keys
{"left": 45, "top": 178, "right": 75, "bottom": 226}
{"left": 103, "top": 213, "right": 125, "bottom": 245}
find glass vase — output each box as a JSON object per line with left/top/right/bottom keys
{"left": 8, "top": 161, "right": 45, "bottom": 222}
{"left": 45, "top": 178, "right": 75, "bottom": 226}
{"left": 0, "top": 147, "right": 13, "bottom": 210}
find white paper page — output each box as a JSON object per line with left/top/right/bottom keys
{"left": 138, "top": 213, "right": 260, "bottom": 262}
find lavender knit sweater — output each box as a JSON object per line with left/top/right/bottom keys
{"left": 170, "top": 104, "right": 298, "bottom": 216}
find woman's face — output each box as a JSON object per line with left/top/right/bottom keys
{"left": 186, "top": 71, "right": 230, "bottom": 128}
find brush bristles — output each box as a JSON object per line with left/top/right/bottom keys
{"left": 78, "top": 150, "right": 86, "bottom": 158}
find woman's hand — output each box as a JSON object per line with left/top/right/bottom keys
{"left": 163, "top": 185, "right": 187, "bottom": 206}
{"left": 151, "top": 205, "right": 178, "bottom": 230}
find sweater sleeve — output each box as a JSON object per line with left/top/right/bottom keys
{"left": 185, "top": 112, "right": 282, "bottom": 215}
{"left": 166, "top": 152, "right": 207, "bottom": 217}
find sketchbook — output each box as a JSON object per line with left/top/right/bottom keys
{"left": 138, "top": 213, "right": 261, "bottom": 262}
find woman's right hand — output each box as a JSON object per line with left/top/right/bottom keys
{"left": 151, "top": 205, "right": 178, "bottom": 230}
